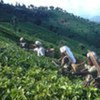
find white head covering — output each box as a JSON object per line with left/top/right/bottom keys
{"left": 60, "top": 46, "right": 76, "bottom": 63}
{"left": 60, "top": 46, "right": 66, "bottom": 53}
{"left": 35, "top": 41, "right": 42, "bottom": 46}
{"left": 20, "top": 37, "right": 24, "bottom": 41}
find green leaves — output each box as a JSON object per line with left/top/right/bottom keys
{"left": 0, "top": 48, "right": 100, "bottom": 99}
{"left": 0, "top": 22, "right": 100, "bottom": 100}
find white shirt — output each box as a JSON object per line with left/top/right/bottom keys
{"left": 20, "top": 42, "right": 26, "bottom": 47}
{"left": 60, "top": 46, "right": 76, "bottom": 63}
{"left": 34, "top": 47, "right": 45, "bottom": 56}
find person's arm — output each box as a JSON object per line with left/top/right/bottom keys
{"left": 39, "top": 47, "right": 45, "bottom": 56}
{"left": 61, "top": 56, "right": 68, "bottom": 66}
{"left": 33, "top": 48, "right": 38, "bottom": 51}
{"left": 58, "top": 53, "right": 66, "bottom": 62}
{"left": 58, "top": 57, "right": 63, "bottom": 62}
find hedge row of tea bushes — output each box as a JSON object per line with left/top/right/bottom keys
{"left": 0, "top": 43, "right": 100, "bottom": 99}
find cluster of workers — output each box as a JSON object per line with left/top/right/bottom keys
{"left": 19, "top": 37, "right": 100, "bottom": 88}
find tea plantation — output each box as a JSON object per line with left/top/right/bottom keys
{"left": 0, "top": 22, "right": 100, "bottom": 100}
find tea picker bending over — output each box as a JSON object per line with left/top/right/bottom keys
{"left": 83, "top": 50, "right": 100, "bottom": 88}
{"left": 19, "top": 37, "right": 26, "bottom": 49}
{"left": 59, "top": 46, "right": 76, "bottom": 68}
{"left": 33, "top": 41, "right": 45, "bottom": 57}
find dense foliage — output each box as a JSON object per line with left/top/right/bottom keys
{"left": 0, "top": 1, "right": 100, "bottom": 99}
{"left": 0, "top": 44, "right": 100, "bottom": 100}
{"left": 0, "top": 22, "right": 100, "bottom": 100}
{"left": 0, "top": 2, "right": 100, "bottom": 48}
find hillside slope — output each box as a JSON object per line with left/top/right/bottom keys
{"left": 0, "top": 3, "right": 100, "bottom": 49}
{"left": 0, "top": 19, "right": 100, "bottom": 100}
{"left": 0, "top": 2, "right": 100, "bottom": 99}
{"left": 0, "top": 21, "right": 90, "bottom": 57}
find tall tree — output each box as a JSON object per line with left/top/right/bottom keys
{"left": 49, "top": 6, "right": 54, "bottom": 10}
